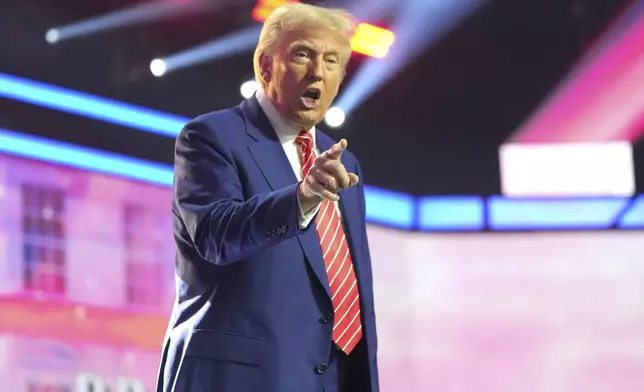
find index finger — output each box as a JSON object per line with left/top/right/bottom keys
{"left": 325, "top": 138, "right": 348, "bottom": 160}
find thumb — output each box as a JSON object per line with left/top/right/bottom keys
{"left": 348, "top": 173, "right": 359, "bottom": 186}
{"left": 326, "top": 138, "right": 348, "bottom": 160}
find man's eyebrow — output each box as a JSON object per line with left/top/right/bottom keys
{"left": 289, "top": 42, "right": 314, "bottom": 52}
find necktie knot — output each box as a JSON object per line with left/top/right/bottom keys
{"left": 295, "top": 131, "right": 313, "bottom": 151}
{"left": 295, "top": 131, "right": 315, "bottom": 178}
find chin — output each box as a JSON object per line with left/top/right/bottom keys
{"left": 294, "top": 111, "right": 323, "bottom": 128}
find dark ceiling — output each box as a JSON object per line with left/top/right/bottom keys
{"left": 0, "top": 0, "right": 636, "bottom": 195}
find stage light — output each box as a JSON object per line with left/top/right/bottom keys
{"left": 45, "top": 29, "right": 60, "bottom": 44}
{"left": 252, "top": 0, "right": 298, "bottom": 23}
{"left": 324, "top": 107, "right": 345, "bottom": 128}
{"left": 150, "top": 59, "right": 166, "bottom": 77}
{"left": 351, "top": 23, "right": 395, "bottom": 58}
{"left": 240, "top": 79, "right": 258, "bottom": 99}
{"left": 0, "top": 72, "right": 185, "bottom": 137}
{"left": 335, "top": 0, "right": 485, "bottom": 115}
{"left": 41, "top": 1, "right": 210, "bottom": 44}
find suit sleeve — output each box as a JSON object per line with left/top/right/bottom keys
{"left": 174, "top": 121, "right": 312, "bottom": 266}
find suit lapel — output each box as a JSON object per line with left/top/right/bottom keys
{"left": 241, "top": 98, "right": 297, "bottom": 191}
{"left": 240, "top": 97, "right": 331, "bottom": 300}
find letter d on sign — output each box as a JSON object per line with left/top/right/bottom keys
{"left": 76, "top": 372, "right": 108, "bottom": 392}
{"left": 117, "top": 377, "right": 147, "bottom": 392}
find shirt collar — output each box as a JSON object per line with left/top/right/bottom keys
{"left": 255, "top": 87, "right": 316, "bottom": 146}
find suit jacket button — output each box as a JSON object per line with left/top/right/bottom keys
{"left": 315, "top": 363, "right": 327, "bottom": 374}
{"left": 280, "top": 225, "right": 287, "bottom": 234}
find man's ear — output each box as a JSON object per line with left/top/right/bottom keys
{"left": 259, "top": 52, "right": 272, "bottom": 83}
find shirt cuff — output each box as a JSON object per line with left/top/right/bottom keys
{"left": 297, "top": 186, "right": 322, "bottom": 229}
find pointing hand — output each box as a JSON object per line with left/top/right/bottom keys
{"left": 300, "top": 139, "right": 359, "bottom": 205}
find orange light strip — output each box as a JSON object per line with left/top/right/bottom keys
{"left": 0, "top": 295, "right": 167, "bottom": 350}
{"left": 351, "top": 23, "right": 396, "bottom": 58}
{"left": 252, "top": 0, "right": 395, "bottom": 58}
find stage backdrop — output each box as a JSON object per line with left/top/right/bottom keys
{"left": 1, "top": 152, "right": 644, "bottom": 392}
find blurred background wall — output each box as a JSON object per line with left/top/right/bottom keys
{"left": 1, "top": 0, "right": 644, "bottom": 391}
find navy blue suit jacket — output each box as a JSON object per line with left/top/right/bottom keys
{"left": 156, "top": 96, "right": 379, "bottom": 392}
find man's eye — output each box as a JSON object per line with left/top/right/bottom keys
{"left": 296, "top": 52, "right": 309, "bottom": 58}
{"left": 326, "top": 58, "right": 338, "bottom": 64}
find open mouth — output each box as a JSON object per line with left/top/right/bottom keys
{"left": 302, "top": 88, "right": 321, "bottom": 100}
{"left": 301, "top": 88, "right": 321, "bottom": 108}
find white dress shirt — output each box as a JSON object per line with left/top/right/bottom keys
{"left": 255, "top": 88, "right": 341, "bottom": 229}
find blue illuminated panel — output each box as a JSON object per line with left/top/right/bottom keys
{"left": 363, "top": 187, "right": 415, "bottom": 229}
{"left": 488, "top": 196, "right": 629, "bottom": 230}
{"left": 618, "top": 195, "right": 644, "bottom": 228}
{"left": 0, "top": 128, "right": 173, "bottom": 187}
{"left": 418, "top": 196, "right": 484, "bottom": 230}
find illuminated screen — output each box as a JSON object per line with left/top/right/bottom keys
{"left": 1, "top": 153, "right": 644, "bottom": 391}
{"left": 370, "top": 227, "right": 644, "bottom": 392}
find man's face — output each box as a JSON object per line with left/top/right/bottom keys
{"left": 261, "top": 26, "right": 349, "bottom": 130}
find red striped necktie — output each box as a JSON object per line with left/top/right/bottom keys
{"left": 295, "top": 131, "right": 362, "bottom": 354}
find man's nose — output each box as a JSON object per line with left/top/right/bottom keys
{"left": 308, "top": 58, "right": 324, "bottom": 81}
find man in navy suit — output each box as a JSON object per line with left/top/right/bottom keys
{"left": 156, "top": 3, "right": 379, "bottom": 391}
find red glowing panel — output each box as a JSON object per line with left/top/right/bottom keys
{"left": 252, "top": 0, "right": 299, "bottom": 23}
{"left": 351, "top": 23, "right": 395, "bottom": 58}
{"left": 252, "top": 0, "right": 395, "bottom": 59}
{"left": 510, "top": 4, "right": 644, "bottom": 143}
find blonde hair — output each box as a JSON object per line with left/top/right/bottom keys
{"left": 253, "top": 3, "right": 357, "bottom": 89}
